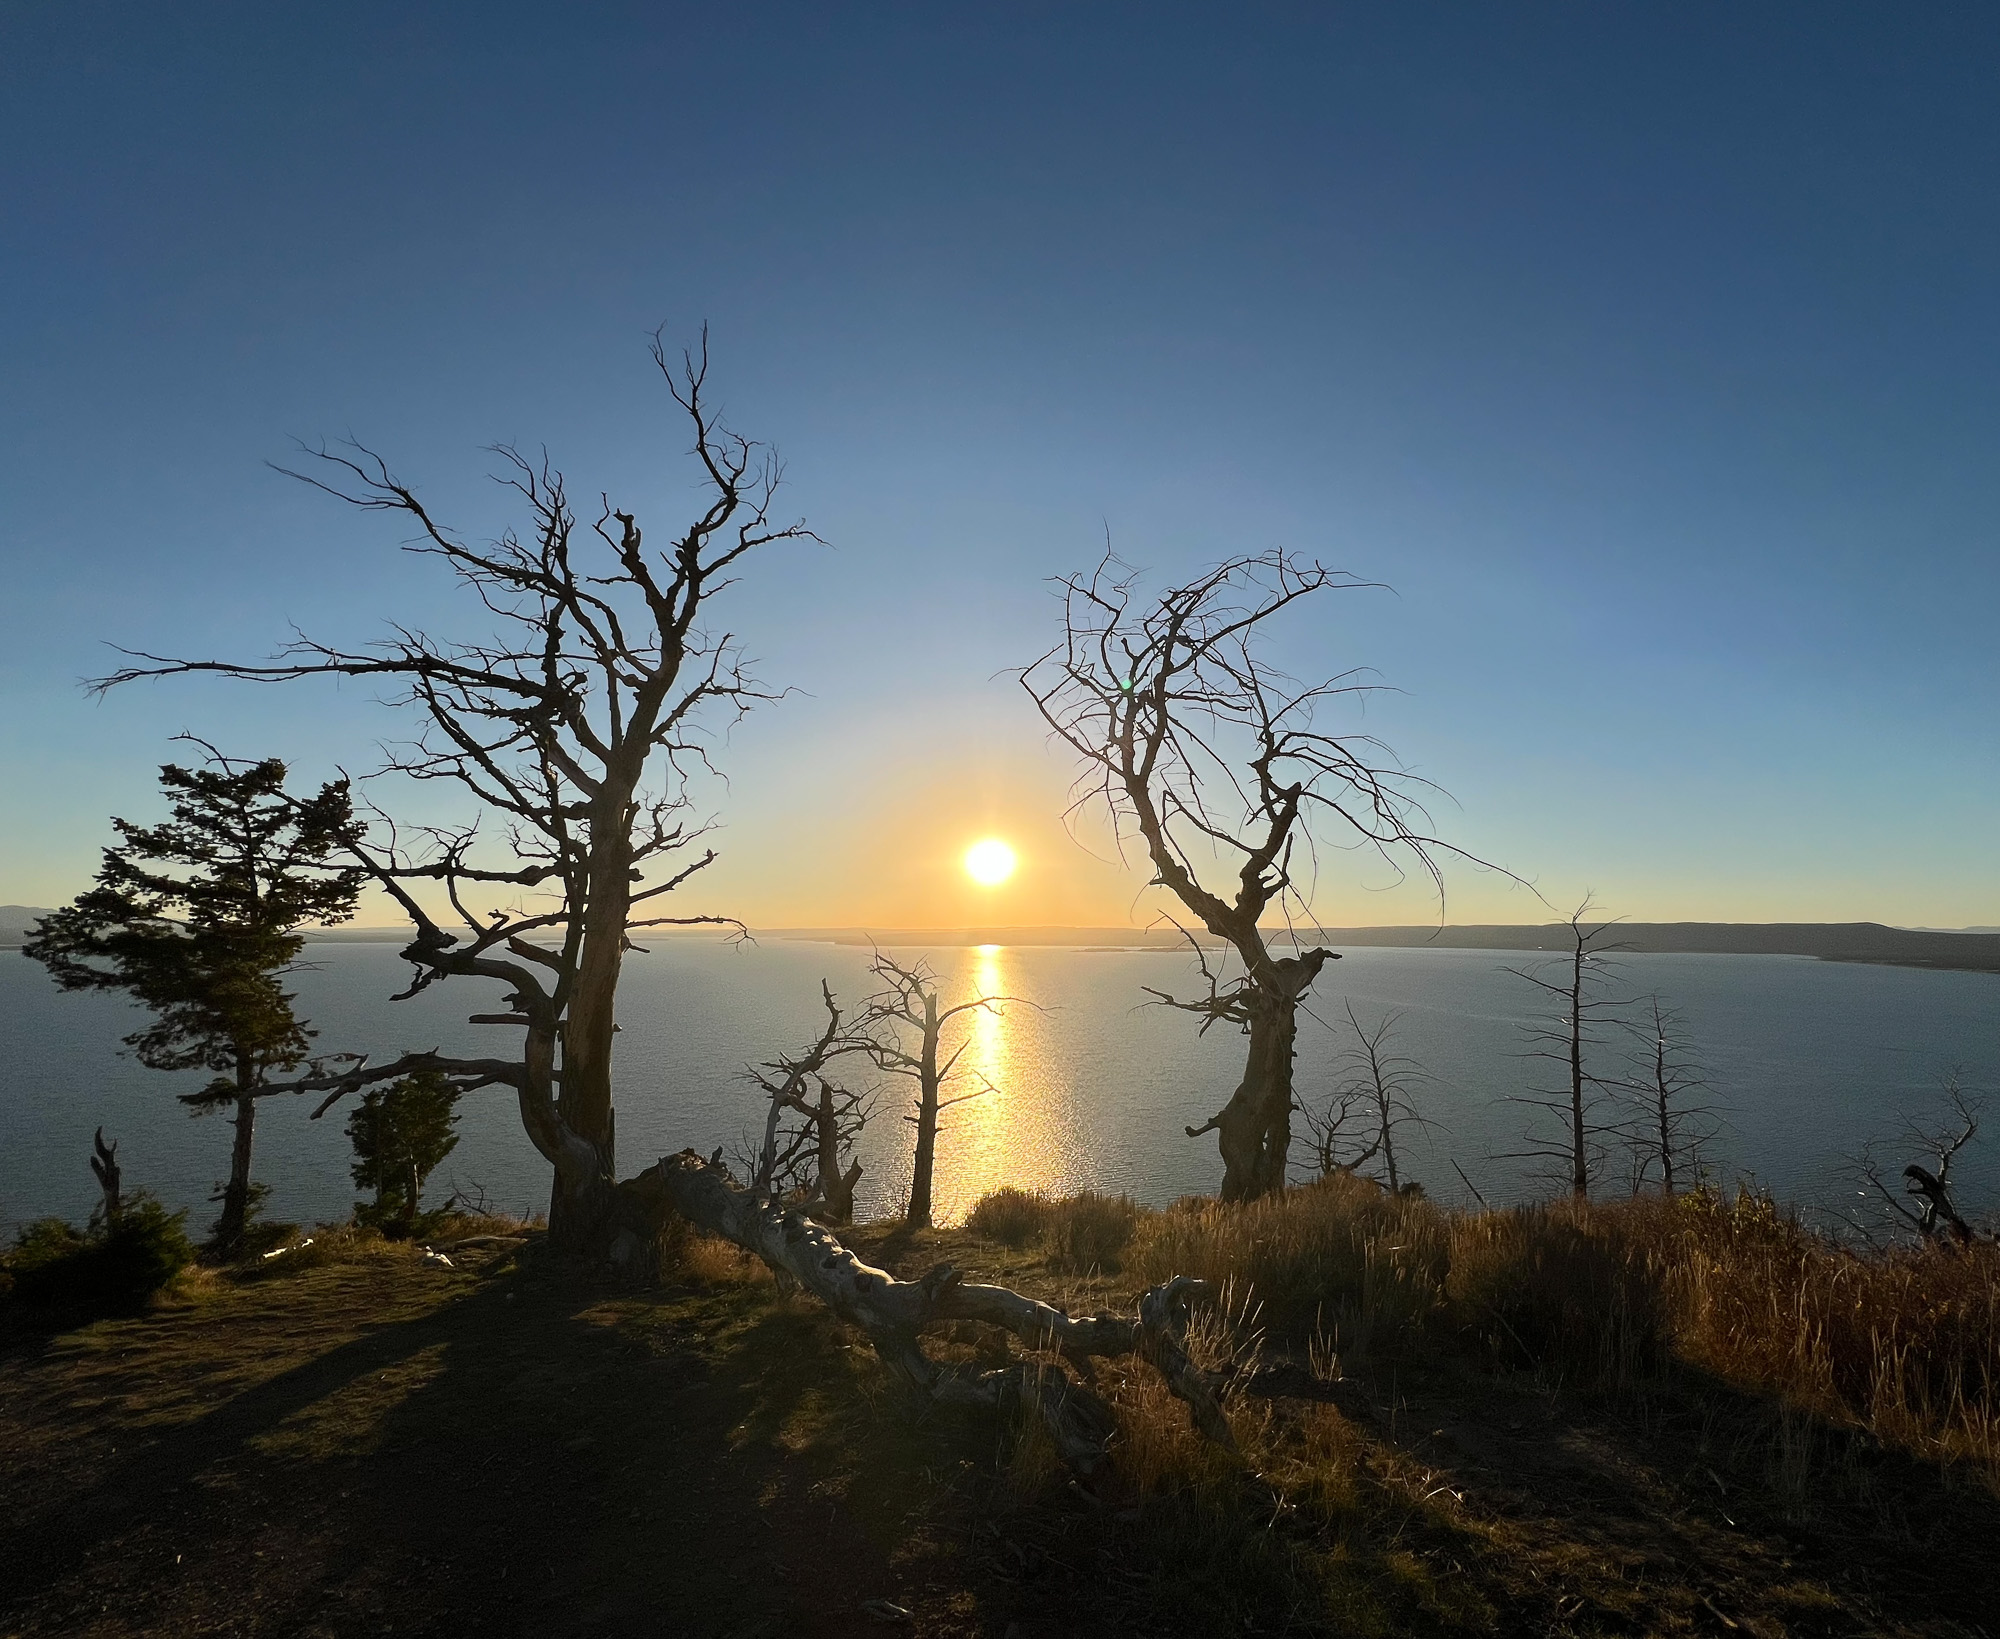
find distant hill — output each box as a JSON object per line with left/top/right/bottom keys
{"left": 770, "top": 922, "right": 2000, "bottom": 974}
{"left": 0, "top": 906, "right": 50, "bottom": 946}
{"left": 8, "top": 913, "right": 1997, "bottom": 974}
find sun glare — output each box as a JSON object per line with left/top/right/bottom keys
{"left": 963, "top": 837, "right": 1017, "bottom": 887}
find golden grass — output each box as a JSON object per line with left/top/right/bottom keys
{"left": 964, "top": 1187, "right": 1141, "bottom": 1270}
{"left": 978, "top": 1174, "right": 2000, "bottom": 1478}
{"left": 964, "top": 1185, "right": 1051, "bottom": 1246}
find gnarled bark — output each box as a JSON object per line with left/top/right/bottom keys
{"left": 1184, "top": 948, "right": 1335, "bottom": 1202}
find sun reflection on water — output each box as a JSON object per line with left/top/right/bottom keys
{"left": 930, "top": 943, "right": 1085, "bottom": 1224}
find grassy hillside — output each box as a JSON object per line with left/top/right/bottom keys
{"left": 3, "top": 1184, "right": 1996, "bottom": 1636}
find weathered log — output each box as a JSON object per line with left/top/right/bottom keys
{"left": 634, "top": 1150, "right": 1234, "bottom": 1473}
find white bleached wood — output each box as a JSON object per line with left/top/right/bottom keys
{"left": 637, "top": 1150, "right": 1235, "bottom": 1472}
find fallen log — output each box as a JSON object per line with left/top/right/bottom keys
{"left": 633, "top": 1149, "right": 1234, "bottom": 1474}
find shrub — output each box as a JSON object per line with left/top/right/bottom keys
{"left": 6, "top": 1195, "right": 196, "bottom": 1313}
{"left": 966, "top": 1186, "right": 1054, "bottom": 1247}
{"left": 1045, "top": 1191, "right": 1140, "bottom": 1272}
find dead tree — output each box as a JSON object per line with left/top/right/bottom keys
{"left": 1503, "top": 900, "right": 1628, "bottom": 1198}
{"left": 89, "top": 1129, "right": 123, "bottom": 1227}
{"left": 1023, "top": 550, "right": 1458, "bottom": 1201}
{"left": 859, "top": 952, "right": 1016, "bottom": 1227}
{"left": 90, "top": 341, "right": 1242, "bottom": 1472}
{"left": 1301, "top": 1000, "right": 1433, "bottom": 1194}
{"left": 95, "top": 334, "right": 821, "bottom": 1264}
{"left": 1619, "top": 995, "right": 1719, "bottom": 1194}
{"left": 748, "top": 981, "right": 873, "bottom": 1224}
{"left": 1854, "top": 1077, "right": 1987, "bottom": 1245}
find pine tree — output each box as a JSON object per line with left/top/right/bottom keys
{"left": 25, "top": 748, "right": 361, "bottom": 1252}
{"left": 346, "top": 1069, "right": 461, "bottom": 1234}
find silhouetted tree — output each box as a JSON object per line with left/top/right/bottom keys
{"left": 1302, "top": 1000, "right": 1434, "bottom": 1194}
{"left": 1620, "top": 994, "right": 1719, "bottom": 1194}
{"left": 748, "top": 981, "right": 873, "bottom": 1224}
{"left": 98, "top": 336, "right": 819, "bottom": 1266}
{"left": 347, "top": 1067, "right": 461, "bottom": 1233}
{"left": 1502, "top": 900, "right": 1628, "bottom": 1198}
{"left": 24, "top": 749, "right": 360, "bottom": 1252}
{"left": 89, "top": 344, "right": 1238, "bottom": 1472}
{"left": 1024, "top": 551, "right": 1457, "bottom": 1201}
{"left": 858, "top": 953, "right": 1015, "bottom": 1227}
{"left": 1852, "top": 1076, "right": 1988, "bottom": 1246}
{"left": 89, "top": 1129, "right": 123, "bottom": 1228}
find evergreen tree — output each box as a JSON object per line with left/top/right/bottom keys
{"left": 25, "top": 749, "right": 361, "bottom": 1252}
{"left": 346, "top": 1069, "right": 461, "bottom": 1233}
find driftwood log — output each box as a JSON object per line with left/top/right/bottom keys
{"left": 635, "top": 1150, "right": 1233, "bottom": 1474}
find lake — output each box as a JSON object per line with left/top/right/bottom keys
{"left": 2, "top": 940, "right": 1995, "bottom": 1236}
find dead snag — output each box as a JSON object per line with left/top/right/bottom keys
{"left": 1024, "top": 550, "right": 1472, "bottom": 1201}
{"left": 95, "top": 335, "right": 819, "bottom": 1268}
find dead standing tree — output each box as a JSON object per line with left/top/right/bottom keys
{"left": 94, "top": 343, "right": 1234, "bottom": 1470}
{"left": 1301, "top": 999, "right": 1434, "bottom": 1194}
{"left": 1853, "top": 1076, "right": 1988, "bottom": 1246}
{"left": 1503, "top": 901, "right": 1628, "bottom": 1198}
{"left": 1620, "top": 994, "right": 1719, "bottom": 1194}
{"left": 1024, "top": 551, "right": 1454, "bottom": 1202}
{"left": 859, "top": 952, "right": 1016, "bottom": 1227}
{"left": 97, "top": 337, "right": 815, "bottom": 1262}
{"left": 748, "top": 980, "right": 873, "bottom": 1224}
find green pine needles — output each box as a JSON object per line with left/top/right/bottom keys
{"left": 24, "top": 746, "right": 362, "bottom": 1253}
{"left": 347, "top": 1069, "right": 462, "bottom": 1235}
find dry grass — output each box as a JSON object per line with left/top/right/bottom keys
{"left": 980, "top": 1174, "right": 2000, "bottom": 1479}
{"left": 964, "top": 1186, "right": 1052, "bottom": 1247}
{"left": 964, "top": 1187, "right": 1141, "bottom": 1271}
{"left": 1131, "top": 1171, "right": 1451, "bottom": 1356}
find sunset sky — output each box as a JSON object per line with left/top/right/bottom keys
{"left": 2, "top": 5, "right": 1995, "bottom": 930}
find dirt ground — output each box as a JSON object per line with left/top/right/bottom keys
{"left": 1, "top": 1228, "right": 1995, "bottom": 1638}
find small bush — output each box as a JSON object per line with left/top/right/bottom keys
{"left": 966, "top": 1186, "right": 1054, "bottom": 1247}
{"left": 6, "top": 1195, "right": 196, "bottom": 1313}
{"left": 1045, "top": 1191, "right": 1140, "bottom": 1272}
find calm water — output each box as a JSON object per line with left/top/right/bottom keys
{"left": 2, "top": 941, "right": 1995, "bottom": 1235}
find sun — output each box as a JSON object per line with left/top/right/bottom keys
{"left": 963, "top": 837, "right": 1017, "bottom": 887}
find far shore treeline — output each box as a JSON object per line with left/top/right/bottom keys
{"left": 11, "top": 909, "right": 1989, "bottom": 974}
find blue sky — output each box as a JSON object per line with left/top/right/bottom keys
{"left": 2, "top": 3, "right": 1995, "bottom": 928}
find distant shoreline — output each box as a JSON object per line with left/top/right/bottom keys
{"left": 6, "top": 917, "right": 1997, "bottom": 974}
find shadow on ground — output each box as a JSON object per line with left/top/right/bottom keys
{"left": 4, "top": 1234, "right": 1998, "bottom": 1638}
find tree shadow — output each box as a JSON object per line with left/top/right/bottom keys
{"left": 0, "top": 1253, "right": 1024, "bottom": 1638}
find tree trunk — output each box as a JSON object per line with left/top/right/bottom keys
{"left": 815, "top": 1082, "right": 859, "bottom": 1225}
{"left": 89, "top": 1129, "right": 122, "bottom": 1227}
{"left": 1212, "top": 999, "right": 1297, "bottom": 1202}
{"left": 1198, "top": 949, "right": 1335, "bottom": 1203}
{"left": 546, "top": 785, "right": 637, "bottom": 1257}
{"left": 1568, "top": 943, "right": 1588, "bottom": 1197}
{"left": 906, "top": 994, "right": 941, "bottom": 1227}
{"left": 214, "top": 1091, "right": 258, "bottom": 1252}
{"left": 1655, "top": 1036, "right": 1675, "bottom": 1195}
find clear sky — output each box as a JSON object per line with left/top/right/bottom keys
{"left": 2, "top": 3, "right": 1995, "bottom": 931}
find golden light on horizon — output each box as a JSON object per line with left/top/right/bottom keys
{"left": 963, "top": 837, "right": 1017, "bottom": 887}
